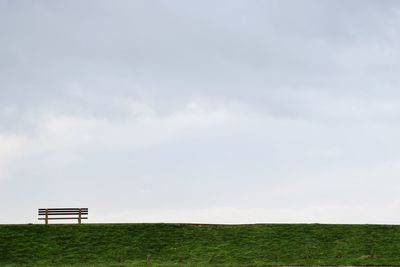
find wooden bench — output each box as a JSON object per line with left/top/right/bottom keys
{"left": 38, "top": 208, "right": 88, "bottom": 224}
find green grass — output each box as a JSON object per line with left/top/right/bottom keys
{"left": 2, "top": 223, "right": 400, "bottom": 266}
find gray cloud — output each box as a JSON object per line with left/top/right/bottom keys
{"left": 1, "top": 0, "right": 400, "bottom": 224}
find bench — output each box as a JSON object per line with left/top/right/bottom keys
{"left": 38, "top": 208, "right": 88, "bottom": 224}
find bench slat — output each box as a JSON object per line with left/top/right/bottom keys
{"left": 39, "top": 208, "right": 88, "bottom": 211}
{"left": 38, "top": 210, "right": 88, "bottom": 212}
{"left": 38, "top": 212, "right": 88, "bottom": 216}
{"left": 39, "top": 210, "right": 88, "bottom": 213}
{"left": 39, "top": 212, "right": 89, "bottom": 216}
{"left": 38, "top": 217, "right": 88, "bottom": 220}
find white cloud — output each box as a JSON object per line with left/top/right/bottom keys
{"left": 93, "top": 203, "right": 400, "bottom": 225}
{"left": 0, "top": 99, "right": 242, "bottom": 180}
{"left": 0, "top": 134, "right": 27, "bottom": 180}
{"left": 87, "top": 160, "right": 400, "bottom": 225}
{"left": 2, "top": 1, "right": 400, "bottom": 224}
{"left": 31, "top": 99, "right": 237, "bottom": 151}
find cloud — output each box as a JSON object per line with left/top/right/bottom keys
{"left": 33, "top": 99, "right": 236, "bottom": 150}
{"left": 0, "top": 134, "right": 27, "bottom": 180}
{"left": 94, "top": 204, "right": 400, "bottom": 225}
{"left": 2, "top": 0, "right": 400, "bottom": 223}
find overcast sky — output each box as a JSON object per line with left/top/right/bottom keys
{"left": 2, "top": 0, "right": 400, "bottom": 224}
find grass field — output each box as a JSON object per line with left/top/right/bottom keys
{"left": 1, "top": 223, "right": 400, "bottom": 266}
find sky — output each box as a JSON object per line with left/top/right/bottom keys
{"left": 1, "top": 0, "right": 400, "bottom": 224}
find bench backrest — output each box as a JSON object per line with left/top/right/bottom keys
{"left": 38, "top": 208, "right": 88, "bottom": 224}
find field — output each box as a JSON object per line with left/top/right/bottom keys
{"left": 1, "top": 223, "right": 400, "bottom": 266}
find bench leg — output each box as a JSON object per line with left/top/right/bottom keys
{"left": 45, "top": 209, "right": 48, "bottom": 225}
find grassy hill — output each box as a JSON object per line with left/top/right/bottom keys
{"left": 1, "top": 223, "right": 400, "bottom": 266}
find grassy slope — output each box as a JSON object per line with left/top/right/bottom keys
{"left": 1, "top": 223, "right": 400, "bottom": 266}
